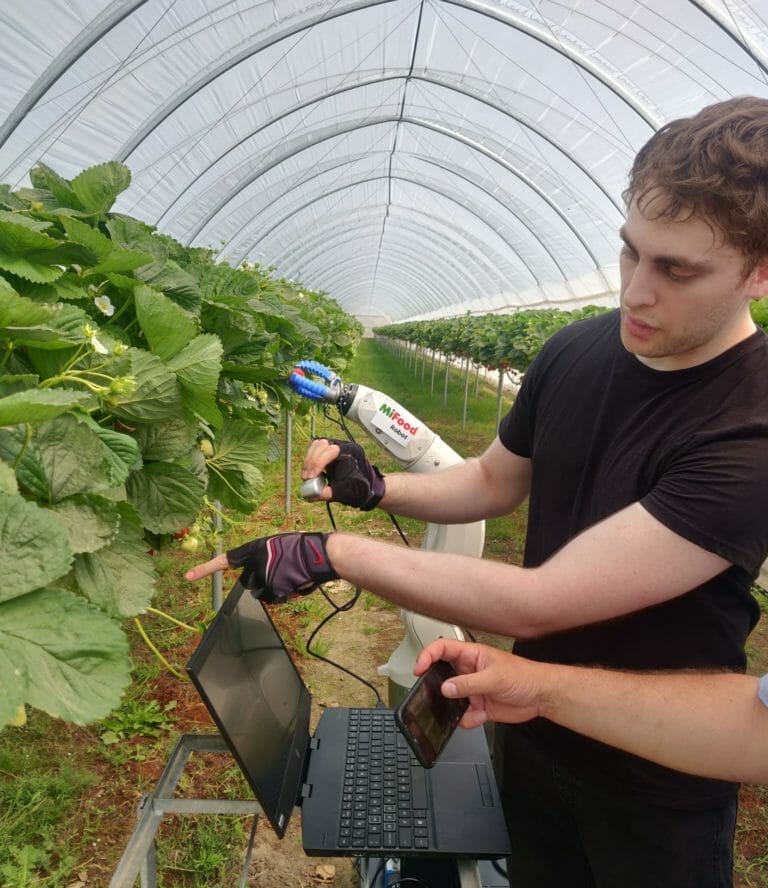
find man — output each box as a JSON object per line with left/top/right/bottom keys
{"left": 414, "top": 637, "right": 768, "bottom": 786}
{"left": 187, "top": 96, "right": 768, "bottom": 886}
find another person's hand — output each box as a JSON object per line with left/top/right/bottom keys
{"left": 184, "top": 532, "right": 338, "bottom": 603}
{"left": 414, "top": 638, "right": 550, "bottom": 728}
{"left": 302, "top": 437, "right": 385, "bottom": 510}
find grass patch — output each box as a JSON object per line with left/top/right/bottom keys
{"left": 0, "top": 715, "right": 100, "bottom": 884}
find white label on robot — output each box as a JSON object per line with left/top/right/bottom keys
{"left": 370, "top": 399, "right": 420, "bottom": 448}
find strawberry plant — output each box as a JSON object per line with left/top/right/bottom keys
{"left": 0, "top": 160, "right": 362, "bottom": 730}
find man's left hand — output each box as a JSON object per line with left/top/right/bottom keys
{"left": 184, "top": 532, "right": 338, "bottom": 603}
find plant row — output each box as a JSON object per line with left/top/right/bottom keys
{"left": 375, "top": 299, "right": 768, "bottom": 373}
{"left": 0, "top": 160, "right": 362, "bottom": 730}
{"left": 374, "top": 306, "right": 608, "bottom": 372}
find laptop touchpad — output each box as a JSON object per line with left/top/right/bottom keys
{"left": 431, "top": 762, "right": 495, "bottom": 810}
{"left": 431, "top": 762, "right": 507, "bottom": 853}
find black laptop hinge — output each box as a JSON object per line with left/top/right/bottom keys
{"left": 297, "top": 737, "right": 320, "bottom": 805}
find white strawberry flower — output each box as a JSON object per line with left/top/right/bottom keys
{"left": 94, "top": 294, "right": 115, "bottom": 317}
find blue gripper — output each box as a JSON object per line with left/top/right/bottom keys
{"left": 288, "top": 360, "right": 341, "bottom": 402}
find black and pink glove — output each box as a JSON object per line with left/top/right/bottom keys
{"left": 324, "top": 439, "right": 385, "bottom": 511}
{"left": 227, "top": 532, "right": 338, "bottom": 603}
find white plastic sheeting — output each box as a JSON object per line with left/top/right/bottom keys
{"left": 1, "top": 0, "right": 767, "bottom": 323}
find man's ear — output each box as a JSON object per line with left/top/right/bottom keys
{"left": 747, "top": 260, "right": 768, "bottom": 300}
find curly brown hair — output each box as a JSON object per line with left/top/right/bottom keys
{"left": 624, "top": 96, "right": 768, "bottom": 273}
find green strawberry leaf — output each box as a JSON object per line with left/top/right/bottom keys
{"left": 0, "top": 493, "right": 73, "bottom": 601}
{"left": 107, "top": 348, "right": 182, "bottom": 424}
{"left": 135, "top": 284, "right": 197, "bottom": 360}
{"left": 134, "top": 413, "right": 198, "bottom": 461}
{"left": 49, "top": 494, "right": 121, "bottom": 554}
{"left": 125, "top": 460, "right": 205, "bottom": 534}
{"left": 0, "top": 459, "right": 18, "bottom": 495}
{"left": 35, "top": 414, "right": 112, "bottom": 501}
{"left": 0, "top": 281, "right": 55, "bottom": 326}
{"left": 167, "top": 333, "right": 223, "bottom": 426}
{"left": 70, "top": 162, "right": 131, "bottom": 216}
{"left": 0, "top": 587, "right": 131, "bottom": 724}
{"left": 74, "top": 502, "right": 156, "bottom": 617}
{"left": 206, "top": 461, "right": 263, "bottom": 512}
{"left": 78, "top": 414, "right": 142, "bottom": 486}
{"left": 30, "top": 162, "right": 82, "bottom": 210}
{"left": 0, "top": 388, "right": 90, "bottom": 425}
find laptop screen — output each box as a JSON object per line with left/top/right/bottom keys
{"left": 186, "top": 582, "right": 312, "bottom": 838}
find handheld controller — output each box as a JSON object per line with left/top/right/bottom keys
{"left": 300, "top": 476, "right": 326, "bottom": 499}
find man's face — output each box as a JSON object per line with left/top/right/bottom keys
{"left": 618, "top": 196, "right": 761, "bottom": 371}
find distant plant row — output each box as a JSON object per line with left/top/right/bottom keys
{"left": 0, "top": 160, "right": 362, "bottom": 730}
{"left": 375, "top": 299, "right": 768, "bottom": 373}
{"left": 374, "top": 305, "right": 610, "bottom": 372}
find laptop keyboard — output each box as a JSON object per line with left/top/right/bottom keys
{"left": 338, "top": 708, "right": 430, "bottom": 851}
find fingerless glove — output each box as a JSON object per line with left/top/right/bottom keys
{"left": 325, "top": 438, "right": 385, "bottom": 511}
{"left": 227, "top": 532, "right": 338, "bottom": 603}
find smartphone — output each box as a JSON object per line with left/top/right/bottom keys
{"left": 394, "top": 659, "right": 469, "bottom": 768}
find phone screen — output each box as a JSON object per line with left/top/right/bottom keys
{"left": 395, "top": 659, "right": 469, "bottom": 768}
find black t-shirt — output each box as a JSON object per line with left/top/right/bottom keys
{"left": 498, "top": 309, "right": 768, "bottom": 806}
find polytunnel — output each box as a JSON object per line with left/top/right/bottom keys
{"left": 2, "top": 1, "right": 768, "bottom": 328}
{"left": 4, "top": 6, "right": 768, "bottom": 886}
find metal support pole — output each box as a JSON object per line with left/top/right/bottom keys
{"left": 238, "top": 816, "right": 261, "bottom": 888}
{"left": 430, "top": 350, "right": 436, "bottom": 396}
{"left": 211, "top": 499, "right": 223, "bottom": 611}
{"left": 496, "top": 370, "right": 505, "bottom": 429}
{"left": 462, "top": 357, "right": 470, "bottom": 429}
{"left": 284, "top": 411, "right": 293, "bottom": 516}
{"left": 140, "top": 839, "right": 157, "bottom": 888}
{"left": 443, "top": 353, "right": 450, "bottom": 406}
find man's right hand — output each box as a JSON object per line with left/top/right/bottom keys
{"left": 414, "top": 638, "right": 549, "bottom": 729}
{"left": 302, "top": 437, "right": 385, "bottom": 510}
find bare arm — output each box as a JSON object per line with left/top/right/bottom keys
{"left": 302, "top": 436, "right": 532, "bottom": 523}
{"left": 324, "top": 500, "right": 730, "bottom": 637}
{"left": 186, "top": 498, "right": 730, "bottom": 636}
{"left": 416, "top": 638, "right": 768, "bottom": 784}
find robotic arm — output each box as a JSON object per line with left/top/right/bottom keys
{"left": 289, "top": 361, "right": 485, "bottom": 705}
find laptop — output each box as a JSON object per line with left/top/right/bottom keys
{"left": 185, "top": 581, "right": 511, "bottom": 859}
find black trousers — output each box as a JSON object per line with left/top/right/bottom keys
{"left": 496, "top": 726, "right": 738, "bottom": 888}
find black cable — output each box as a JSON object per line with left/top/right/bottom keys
{"left": 385, "top": 878, "right": 431, "bottom": 888}
{"left": 335, "top": 406, "right": 358, "bottom": 444}
{"left": 322, "top": 402, "right": 349, "bottom": 434}
{"left": 492, "top": 858, "right": 508, "bottom": 878}
{"left": 388, "top": 511, "right": 410, "bottom": 546}
{"left": 357, "top": 857, "right": 385, "bottom": 886}
{"left": 306, "top": 582, "right": 383, "bottom": 705}
{"left": 325, "top": 500, "right": 337, "bottom": 531}
{"left": 318, "top": 583, "right": 359, "bottom": 613}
